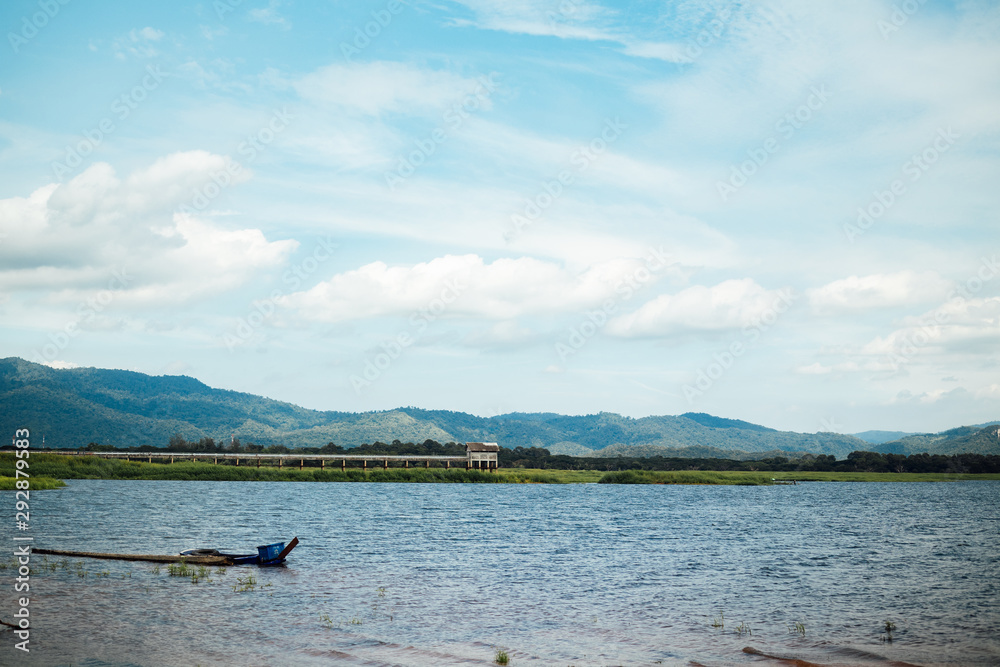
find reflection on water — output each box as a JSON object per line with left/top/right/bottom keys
{"left": 6, "top": 480, "right": 1000, "bottom": 665}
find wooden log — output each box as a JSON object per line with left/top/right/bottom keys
{"left": 31, "top": 548, "right": 230, "bottom": 566}
{"left": 321, "top": 459, "right": 324, "bottom": 470}
{"left": 341, "top": 459, "right": 346, "bottom": 471}
{"left": 383, "top": 459, "right": 388, "bottom": 469}
{"left": 299, "top": 459, "right": 303, "bottom": 470}
{"left": 425, "top": 460, "right": 429, "bottom": 468}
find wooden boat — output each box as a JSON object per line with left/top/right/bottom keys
{"left": 179, "top": 537, "right": 299, "bottom": 566}
{"left": 34, "top": 537, "right": 299, "bottom": 567}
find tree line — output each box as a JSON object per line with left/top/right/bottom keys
{"left": 500, "top": 447, "right": 1000, "bottom": 474}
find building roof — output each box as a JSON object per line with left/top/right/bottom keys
{"left": 465, "top": 442, "right": 500, "bottom": 452}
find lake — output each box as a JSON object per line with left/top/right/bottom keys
{"left": 7, "top": 479, "right": 1000, "bottom": 665}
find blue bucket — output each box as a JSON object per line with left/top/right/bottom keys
{"left": 257, "top": 542, "right": 284, "bottom": 563}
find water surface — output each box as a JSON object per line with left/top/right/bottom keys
{"left": 7, "top": 480, "right": 1000, "bottom": 665}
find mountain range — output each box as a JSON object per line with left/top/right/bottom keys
{"left": 1, "top": 357, "right": 996, "bottom": 458}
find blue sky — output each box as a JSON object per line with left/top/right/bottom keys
{"left": 1, "top": 0, "right": 998, "bottom": 434}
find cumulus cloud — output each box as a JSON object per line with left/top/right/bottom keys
{"left": 861, "top": 296, "right": 1000, "bottom": 358}
{"left": 276, "top": 253, "right": 667, "bottom": 322}
{"left": 0, "top": 154, "right": 296, "bottom": 305}
{"left": 606, "top": 279, "right": 793, "bottom": 338}
{"left": 808, "top": 271, "right": 952, "bottom": 314}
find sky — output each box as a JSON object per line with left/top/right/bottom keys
{"left": 1, "top": 0, "right": 998, "bottom": 435}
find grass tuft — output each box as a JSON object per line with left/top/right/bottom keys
{"left": 0, "top": 475, "right": 66, "bottom": 490}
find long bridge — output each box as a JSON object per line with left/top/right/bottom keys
{"left": 65, "top": 442, "right": 501, "bottom": 471}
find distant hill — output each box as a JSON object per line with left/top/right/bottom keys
{"left": 852, "top": 430, "right": 917, "bottom": 445}
{"left": 0, "top": 357, "right": 994, "bottom": 458}
{"left": 872, "top": 424, "right": 1000, "bottom": 456}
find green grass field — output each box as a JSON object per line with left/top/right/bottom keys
{"left": 2, "top": 454, "right": 998, "bottom": 486}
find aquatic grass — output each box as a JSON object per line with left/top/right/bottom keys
{"left": 168, "top": 562, "right": 193, "bottom": 577}
{"left": 710, "top": 612, "right": 724, "bottom": 629}
{"left": 598, "top": 470, "right": 774, "bottom": 485}
{"left": 0, "top": 475, "right": 66, "bottom": 490}
{"left": 789, "top": 622, "right": 805, "bottom": 637}
{"left": 232, "top": 574, "right": 257, "bottom": 592}
{"left": 734, "top": 621, "right": 752, "bottom": 636}
{"left": 494, "top": 648, "right": 510, "bottom": 665}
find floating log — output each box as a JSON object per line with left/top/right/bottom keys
{"left": 32, "top": 548, "right": 229, "bottom": 565}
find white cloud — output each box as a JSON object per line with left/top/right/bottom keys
{"left": 448, "top": 0, "right": 619, "bottom": 42}
{"left": 808, "top": 271, "right": 952, "bottom": 314}
{"left": 277, "top": 253, "right": 663, "bottom": 323}
{"left": 39, "top": 360, "right": 81, "bottom": 369}
{"left": 113, "top": 27, "right": 164, "bottom": 59}
{"left": 620, "top": 40, "right": 690, "bottom": 63}
{"left": 0, "top": 155, "right": 296, "bottom": 305}
{"left": 248, "top": 0, "right": 290, "bottom": 28}
{"left": 606, "top": 279, "right": 791, "bottom": 338}
{"left": 295, "top": 62, "right": 492, "bottom": 117}
{"left": 134, "top": 27, "right": 164, "bottom": 41}
{"left": 836, "top": 297, "right": 1000, "bottom": 374}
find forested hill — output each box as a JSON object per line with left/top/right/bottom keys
{"left": 872, "top": 424, "right": 1000, "bottom": 456}
{"left": 1, "top": 357, "right": 994, "bottom": 457}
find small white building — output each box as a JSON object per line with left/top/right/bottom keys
{"left": 466, "top": 442, "right": 500, "bottom": 470}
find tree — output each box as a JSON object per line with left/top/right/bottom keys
{"left": 168, "top": 434, "right": 189, "bottom": 452}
